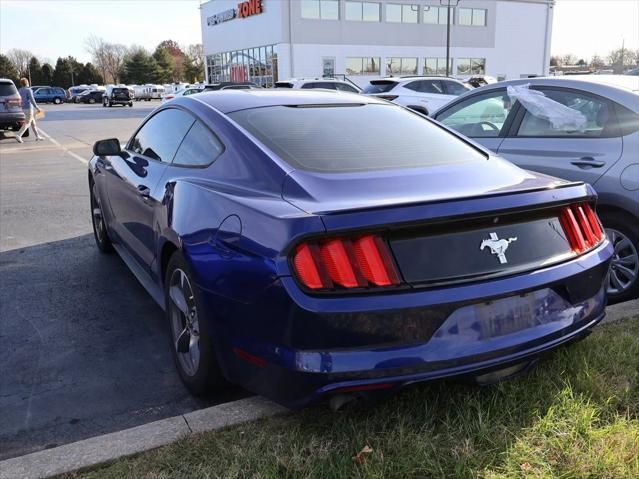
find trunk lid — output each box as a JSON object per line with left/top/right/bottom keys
{"left": 282, "top": 156, "right": 571, "bottom": 216}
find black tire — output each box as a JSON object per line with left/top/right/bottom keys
{"left": 129, "top": 102, "right": 133, "bottom": 107}
{"left": 108, "top": 101, "right": 112, "bottom": 107}
{"left": 23, "top": 127, "right": 30, "bottom": 137}
{"left": 602, "top": 212, "right": 639, "bottom": 303}
{"left": 90, "top": 181, "right": 114, "bottom": 253}
{"left": 165, "top": 251, "right": 227, "bottom": 395}
{"left": 89, "top": 98, "right": 95, "bottom": 104}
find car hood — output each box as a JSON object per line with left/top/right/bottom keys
{"left": 281, "top": 156, "right": 573, "bottom": 215}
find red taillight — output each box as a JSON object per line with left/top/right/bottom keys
{"left": 293, "top": 243, "right": 324, "bottom": 289}
{"left": 353, "top": 235, "right": 400, "bottom": 286}
{"left": 559, "top": 203, "right": 604, "bottom": 254}
{"left": 292, "top": 234, "right": 401, "bottom": 291}
{"left": 6, "top": 96, "right": 20, "bottom": 107}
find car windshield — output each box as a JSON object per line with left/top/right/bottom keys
{"left": 229, "top": 103, "right": 485, "bottom": 172}
{"left": 363, "top": 81, "right": 398, "bottom": 94}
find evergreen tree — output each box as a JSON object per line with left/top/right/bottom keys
{"left": 41, "top": 64, "right": 54, "bottom": 85}
{"left": 152, "top": 47, "right": 174, "bottom": 83}
{"left": 0, "top": 54, "right": 20, "bottom": 84}
{"left": 124, "top": 49, "right": 156, "bottom": 84}
{"left": 78, "top": 63, "right": 103, "bottom": 85}
{"left": 27, "top": 57, "right": 44, "bottom": 85}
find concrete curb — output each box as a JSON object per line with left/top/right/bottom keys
{"left": 602, "top": 298, "right": 639, "bottom": 324}
{"left": 0, "top": 396, "right": 287, "bottom": 479}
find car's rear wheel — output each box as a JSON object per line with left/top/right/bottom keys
{"left": 603, "top": 213, "right": 639, "bottom": 302}
{"left": 89, "top": 98, "right": 95, "bottom": 104}
{"left": 165, "top": 251, "right": 227, "bottom": 395}
{"left": 90, "top": 182, "right": 113, "bottom": 253}
{"left": 54, "top": 98, "right": 61, "bottom": 104}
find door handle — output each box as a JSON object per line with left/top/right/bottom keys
{"left": 137, "top": 185, "right": 151, "bottom": 198}
{"left": 570, "top": 157, "right": 605, "bottom": 169}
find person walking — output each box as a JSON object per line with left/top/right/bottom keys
{"left": 15, "top": 78, "right": 44, "bottom": 143}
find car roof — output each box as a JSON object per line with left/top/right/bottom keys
{"left": 191, "top": 89, "right": 386, "bottom": 114}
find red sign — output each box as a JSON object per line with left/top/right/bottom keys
{"left": 237, "top": 0, "right": 263, "bottom": 18}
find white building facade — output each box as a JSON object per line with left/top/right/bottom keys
{"left": 201, "top": 0, "right": 554, "bottom": 87}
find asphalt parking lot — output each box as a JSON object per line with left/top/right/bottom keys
{"left": 0, "top": 102, "right": 244, "bottom": 461}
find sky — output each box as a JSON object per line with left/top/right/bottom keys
{"left": 0, "top": 0, "right": 638, "bottom": 64}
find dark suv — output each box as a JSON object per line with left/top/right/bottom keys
{"left": 0, "top": 79, "right": 25, "bottom": 135}
{"left": 103, "top": 86, "right": 133, "bottom": 107}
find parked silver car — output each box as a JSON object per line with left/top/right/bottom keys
{"left": 432, "top": 75, "right": 639, "bottom": 301}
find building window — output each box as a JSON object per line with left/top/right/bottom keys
{"left": 346, "top": 57, "right": 381, "bottom": 75}
{"left": 457, "top": 58, "right": 486, "bottom": 75}
{"left": 458, "top": 8, "right": 486, "bottom": 26}
{"left": 301, "top": 0, "right": 339, "bottom": 20}
{"left": 386, "top": 4, "right": 418, "bottom": 23}
{"left": 345, "top": 1, "right": 381, "bottom": 22}
{"left": 387, "top": 57, "right": 418, "bottom": 75}
{"left": 423, "top": 6, "right": 452, "bottom": 25}
{"left": 424, "top": 57, "right": 452, "bottom": 76}
{"left": 207, "top": 44, "right": 278, "bottom": 87}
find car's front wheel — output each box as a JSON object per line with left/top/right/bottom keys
{"left": 165, "top": 251, "right": 227, "bottom": 395}
{"left": 604, "top": 213, "right": 639, "bottom": 303}
{"left": 90, "top": 182, "right": 113, "bottom": 253}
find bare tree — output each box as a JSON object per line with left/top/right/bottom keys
{"left": 6, "top": 48, "right": 36, "bottom": 78}
{"left": 85, "top": 35, "right": 110, "bottom": 82}
{"left": 589, "top": 55, "right": 606, "bottom": 70}
{"left": 560, "top": 54, "right": 578, "bottom": 66}
{"left": 85, "top": 36, "right": 127, "bottom": 83}
{"left": 186, "top": 44, "right": 204, "bottom": 70}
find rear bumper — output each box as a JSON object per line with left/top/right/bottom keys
{"left": 201, "top": 240, "right": 612, "bottom": 408}
{"left": 0, "top": 112, "right": 25, "bottom": 128}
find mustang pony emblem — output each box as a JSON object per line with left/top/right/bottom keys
{"left": 480, "top": 232, "right": 518, "bottom": 264}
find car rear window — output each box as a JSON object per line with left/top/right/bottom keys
{"left": 229, "top": 104, "right": 485, "bottom": 172}
{"left": 113, "top": 88, "right": 128, "bottom": 94}
{"left": 0, "top": 81, "right": 18, "bottom": 96}
{"left": 362, "top": 80, "right": 398, "bottom": 94}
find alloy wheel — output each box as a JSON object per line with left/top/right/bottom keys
{"left": 91, "top": 186, "right": 106, "bottom": 244}
{"left": 606, "top": 228, "right": 639, "bottom": 296}
{"left": 169, "top": 268, "right": 200, "bottom": 376}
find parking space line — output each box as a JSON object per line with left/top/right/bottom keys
{"left": 38, "top": 128, "right": 89, "bottom": 165}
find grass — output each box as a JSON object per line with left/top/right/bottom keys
{"left": 67, "top": 317, "right": 639, "bottom": 479}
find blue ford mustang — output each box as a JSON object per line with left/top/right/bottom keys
{"left": 89, "top": 90, "right": 613, "bottom": 408}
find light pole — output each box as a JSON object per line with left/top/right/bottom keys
{"left": 440, "top": 0, "right": 459, "bottom": 77}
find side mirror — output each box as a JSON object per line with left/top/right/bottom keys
{"left": 93, "top": 138, "right": 121, "bottom": 156}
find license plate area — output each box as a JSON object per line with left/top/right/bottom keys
{"left": 390, "top": 216, "right": 573, "bottom": 286}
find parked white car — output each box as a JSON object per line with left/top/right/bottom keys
{"left": 275, "top": 78, "right": 361, "bottom": 93}
{"left": 363, "top": 76, "right": 471, "bottom": 115}
{"left": 161, "top": 86, "right": 202, "bottom": 103}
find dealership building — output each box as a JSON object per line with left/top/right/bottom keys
{"left": 200, "top": 0, "right": 554, "bottom": 87}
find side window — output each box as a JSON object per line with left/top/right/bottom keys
{"left": 172, "top": 121, "right": 224, "bottom": 167}
{"left": 335, "top": 83, "right": 359, "bottom": 93}
{"left": 516, "top": 89, "right": 617, "bottom": 138}
{"left": 130, "top": 108, "right": 194, "bottom": 163}
{"left": 300, "top": 82, "right": 320, "bottom": 89}
{"left": 436, "top": 89, "right": 512, "bottom": 138}
{"left": 442, "top": 80, "right": 469, "bottom": 96}
{"left": 405, "top": 80, "right": 444, "bottom": 94}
